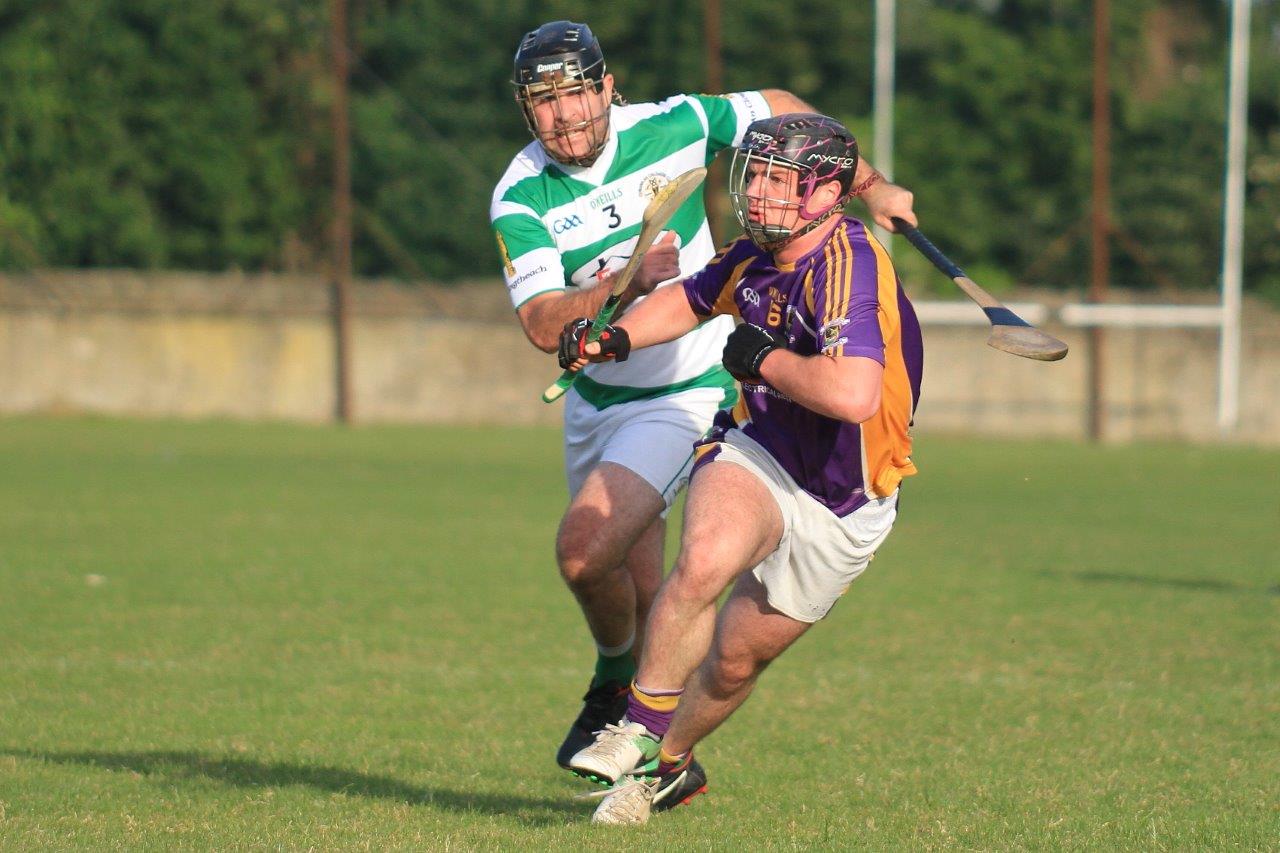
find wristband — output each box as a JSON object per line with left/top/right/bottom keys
{"left": 852, "top": 172, "right": 882, "bottom": 196}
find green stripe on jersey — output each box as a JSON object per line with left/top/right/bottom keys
{"left": 691, "top": 94, "right": 743, "bottom": 153}
{"left": 492, "top": 212, "right": 555, "bottom": 259}
{"left": 605, "top": 101, "right": 709, "bottom": 184}
{"left": 573, "top": 364, "right": 738, "bottom": 411}
{"left": 499, "top": 170, "right": 597, "bottom": 213}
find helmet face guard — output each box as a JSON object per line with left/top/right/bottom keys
{"left": 729, "top": 150, "right": 812, "bottom": 251}
{"left": 729, "top": 114, "right": 860, "bottom": 251}
{"left": 512, "top": 21, "right": 614, "bottom": 167}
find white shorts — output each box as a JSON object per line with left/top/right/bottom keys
{"left": 710, "top": 430, "right": 898, "bottom": 623}
{"left": 563, "top": 385, "right": 729, "bottom": 513}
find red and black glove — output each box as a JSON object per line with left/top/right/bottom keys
{"left": 722, "top": 323, "right": 786, "bottom": 382}
{"left": 558, "top": 318, "right": 631, "bottom": 370}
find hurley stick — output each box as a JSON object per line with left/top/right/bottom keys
{"left": 892, "top": 217, "right": 1068, "bottom": 361}
{"left": 542, "top": 167, "right": 708, "bottom": 402}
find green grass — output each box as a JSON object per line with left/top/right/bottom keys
{"left": 0, "top": 417, "right": 1276, "bottom": 849}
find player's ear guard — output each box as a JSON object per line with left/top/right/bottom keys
{"left": 558, "top": 318, "right": 632, "bottom": 370}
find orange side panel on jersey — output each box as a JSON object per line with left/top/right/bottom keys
{"left": 857, "top": 225, "right": 918, "bottom": 498}
{"left": 821, "top": 228, "right": 854, "bottom": 327}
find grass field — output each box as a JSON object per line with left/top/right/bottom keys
{"left": 0, "top": 417, "right": 1276, "bottom": 849}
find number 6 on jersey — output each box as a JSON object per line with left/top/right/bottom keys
{"left": 541, "top": 166, "right": 707, "bottom": 403}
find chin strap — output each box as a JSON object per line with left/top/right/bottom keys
{"left": 753, "top": 204, "right": 844, "bottom": 252}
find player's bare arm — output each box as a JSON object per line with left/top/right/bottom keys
{"left": 759, "top": 350, "right": 884, "bottom": 423}
{"left": 759, "top": 89, "right": 818, "bottom": 114}
{"left": 858, "top": 175, "right": 916, "bottom": 231}
{"left": 517, "top": 232, "right": 681, "bottom": 352}
{"left": 720, "top": 322, "right": 883, "bottom": 423}
{"left": 613, "top": 282, "right": 701, "bottom": 350}
{"left": 519, "top": 286, "right": 625, "bottom": 353}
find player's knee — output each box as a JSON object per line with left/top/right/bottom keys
{"left": 555, "top": 523, "right": 608, "bottom": 587}
{"left": 555, "top": 535, "right": 592, "bottom": 586}
{"left": 706, "top": 648, "right": 760, "bottom": 696}
{"left": 667, "top": 555, "right": 730, "bottom": 606}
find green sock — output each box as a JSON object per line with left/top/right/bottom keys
{"left": 592, "top": 649, "right": 637, "bottom": 687}
{"left": 591, "top": 650, "right": 637, "bottom": 686}
{"left": 591, "top": 631, "right": 637, "bottom": 687}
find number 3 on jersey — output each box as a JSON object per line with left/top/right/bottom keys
{"left": 603, "top": 204, "right": 621, "bottom": 229}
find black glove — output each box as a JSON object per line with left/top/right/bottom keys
{"left": 558, "top": 318, "right": 631, "bottom": 370}
{"left": 722, "top": 323, "right": 786, "bottom": 382}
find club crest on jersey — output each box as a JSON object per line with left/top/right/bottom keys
{"left": 639, "top": 173, "right": 670, "bottom": 200}
{"left": 822, "top": 318, "right": 849, "bottom": 347}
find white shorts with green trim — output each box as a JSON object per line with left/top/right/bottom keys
{"left": 564, "top": 381, "right": 732, "bottom": 514}
{"left": 713, "top": 430, "right": 899, "bottom": 623}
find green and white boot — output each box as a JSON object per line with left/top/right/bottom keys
{"left": 568, "top": 719, "right": 660, "bottom": 785}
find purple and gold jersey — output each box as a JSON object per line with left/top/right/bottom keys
{"left": 682, "top": 217, "right": 924, "bottom": 517}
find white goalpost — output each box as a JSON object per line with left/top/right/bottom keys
{"left": 1219, "top": 0, "right": 1252, "bottom": 433}
{"left": 872, "top": 0, "right": 1253, "bottom": 436}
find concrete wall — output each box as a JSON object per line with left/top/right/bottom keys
{"left": 2, "top": 271, "right": 1277, "bottom": 443}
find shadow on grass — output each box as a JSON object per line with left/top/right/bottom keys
{"left": 3, "top": 749, "right": 581, "bottom": 826}
{"left": 1044, "top": 569, "right": 1280, "bottom": 596}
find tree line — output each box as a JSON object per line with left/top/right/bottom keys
{"left": 0, "top": 0, "right": 1277, "bottom": 301}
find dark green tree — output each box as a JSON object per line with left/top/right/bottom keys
{"left": 0, "top": 0, "right": 1275, "bottom": 303}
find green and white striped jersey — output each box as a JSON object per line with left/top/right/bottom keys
{"left": 491, "top": 91, "right": 769, "bottom": 407}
